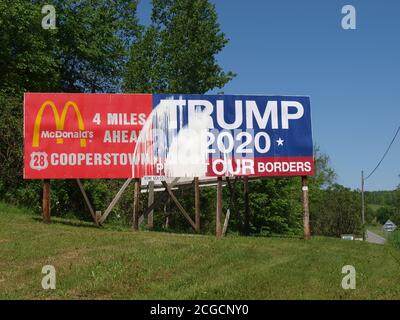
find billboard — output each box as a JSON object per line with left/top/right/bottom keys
{"left": 24, "top": 93, "right": 314, "bottom": 179}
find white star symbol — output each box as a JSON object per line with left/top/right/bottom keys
{"left": 276, "top": 138, "right": 284, "bottom": 146}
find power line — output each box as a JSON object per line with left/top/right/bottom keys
{"left": 364, "top": 125, "right": 400, "bottom": 180}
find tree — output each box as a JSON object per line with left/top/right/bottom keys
{"left": 376, "top": 206, "right": 400, "bottom": 226}
{"left": 0, "top": 0, "right": 141, "bottom": 211}
{"left": 248, "top": 178, "right": 302, "bottom": 235}
{"left": 308, "top": 147, "right": 337, "bottom": 234}
{"left": 124, "top": 0, "right": 235, "bottom": 93}
{"left": 51, "top": 0, "right": 140, "bottom": 92}
{"left": 0, "top": 0, "right": 59, "bottom": 95}
{"left": 311, "top": 184, "right": 362, "bottom": 237}
{"left": 124, "top": 26, "right": 160, "bottom": 93}
{"left": 0, "top": 1, "right": 59, "bottom": 198}
{"left": 0, "top": 95, "right": 24, "bottom": 194}
{"left": 395, "top": 182, "right": 400, "bottom": 210}
{"left": 1, "top": 0, "right": 140, "bottom": 95}
{"left": 376, "top": 206, "right": 394, "bottom": 224}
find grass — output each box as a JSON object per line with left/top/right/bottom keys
{"left": 1, "top": 202, "right": 400, "bottom": 299}
{"left": 388, "top": 231, "right": 400, "bottom": 250}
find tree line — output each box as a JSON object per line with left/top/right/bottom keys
{"left": 0, "top": 0, "right": 381, "bottom": 237}
{"left": 365, "top": 190, "right": 400, "bottom": 226}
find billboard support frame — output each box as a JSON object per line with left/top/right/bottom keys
{"left": 40, "top": 175, "right": 311, "bottom": 239}
{"left": 76, "top": 178, "right": 97, "bottom": 224}
{"left": 225, "top": 177, "right": 239, "bottom": 236}
{"left": 216, "top": 177, "right": 223, "bottom": 239}
{"left": 194, "top": 177, "right": 201, "bottom": 232}
{"left": 42, "top": 179, "right": 51, "bottom": 224}
{"left": 99, "top": 178, "right": 133, "bottom": 224}
{"left": 133, "top": 178, "right": 141, "bottom": 231}
{"left": 147, "top": 181, "right": 155, "bottom": 228}
{"left": 161, "top": 181, "right": 196, "bottom": 230}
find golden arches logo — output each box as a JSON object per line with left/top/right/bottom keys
{"left": 32, "top": 100, "right": 86, "bottom": 147}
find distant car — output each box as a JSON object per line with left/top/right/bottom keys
{"left": 341, "top": 234, "right": 354, "bottom": 240}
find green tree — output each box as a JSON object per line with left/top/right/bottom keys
{"left": 247, "top": 178, "right": 302, "bottom": 236}
{"left": 395, "top": 182, "right": 400, "bottom": 210}
{"left": 1, "top": 0, "right": 140, "bottom": 94}
{"left": 51, "top": 0, "right": 140, "bottom": 93}
{"left": 0, "top": 0, "right": 141, "bottom": 212}
{"left": 375, "top": 206, "right": 400, "bottom": 226}
{"left": 0, "top": 0, "right": 59, "bottom": 95}
{"left": 308, "top": 147, "right": 337, "bottom": 234}
{"left": 0, "top": 1, "right": 59, "bottom": 198}
{"left": 0, "top": 95, "right": 25, "bottom": 195}
{"left": 124, "top": 26, "right": 160, "bottom": 93}
{"left": 124, "top": 0, "right": 235, "bottom": 93}
{"left": 311, "top": 184, "right": 362, "bottom": 237}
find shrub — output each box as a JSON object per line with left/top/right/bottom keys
{"left": 311, "top": 184, "right": 362, "bottom": 237}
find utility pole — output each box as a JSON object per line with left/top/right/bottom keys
{"left": 361, "top": 170, "right": 365, "bottom": 225}
{"left": 361, "top": 170, "right": 365, "bottom": 240}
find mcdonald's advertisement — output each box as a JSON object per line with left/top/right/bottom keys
{"left": 24, "top": 93, "right": 314, "bottom": 179}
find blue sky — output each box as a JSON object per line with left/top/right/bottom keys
{"left": 137, "top": 0, "right": 400, "bottom": 191}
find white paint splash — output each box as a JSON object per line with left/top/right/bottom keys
{"left": 164, "top": 110, "right": 209, "bottom": 177}
{"left": 132, "top": 97, "right": 209, "bottom": 178}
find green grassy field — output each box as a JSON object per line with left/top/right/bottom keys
{"left": 1, "top": 202, "right": 400, "bottom": 300}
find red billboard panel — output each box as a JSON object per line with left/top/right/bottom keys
{"left": 24, "top": 93, "right": 152, "bottom": 178}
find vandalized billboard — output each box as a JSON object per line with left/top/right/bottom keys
{"left": 24, "top": 93, "right": 314, "bottom": 179}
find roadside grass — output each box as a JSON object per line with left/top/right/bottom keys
{"left": 1, "top": 202, "right": 400, "bottom": 299}
{"left": 387, "top": 231, "right": 400, "bottom": 250}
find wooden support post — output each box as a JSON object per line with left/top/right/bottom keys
{"left": 194, "top": 177, "right": 201, "bottom": 232}
{"left": 42, "top": 179, "right": 51, "bottom": 224}
{"left": 243, "top": 176, "right": 250, "bottom": 236}
{"left": 142, "top": 178, "right": 180, "bottom": 218}
{"left": 100, "top": 178, "right": 132, "bottom": 224}
{"left": 147, "top": 181, "right": 154, "bottom": 229}
{"left": 164, "top": 200, "right": 169, "bottom": 229}
{"left": 133, "top": 178, "right": 141, "bottom": 231}
{"left": 161, "top": 181, "right": 196, "bottom": 230}
{"left": 76, "top": 179, "right": 96, "bottom": 223}
{"left": 226, "top": 177, "right": 240, "bottom": 233}
{"left": 302, "top": 176, "right": 311, "bottom": 240}
{"left": 95, "top": 211, "right": 102, "bottom": 226}
{"left": 216, "top": 177, "right": 223, "bottom": 238}
{"left": 165, "top": 215, "right": 169, "bottom": 229}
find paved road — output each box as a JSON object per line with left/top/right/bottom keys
{"left": 366, "top": 230, "right": 386, "bottom": 244}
